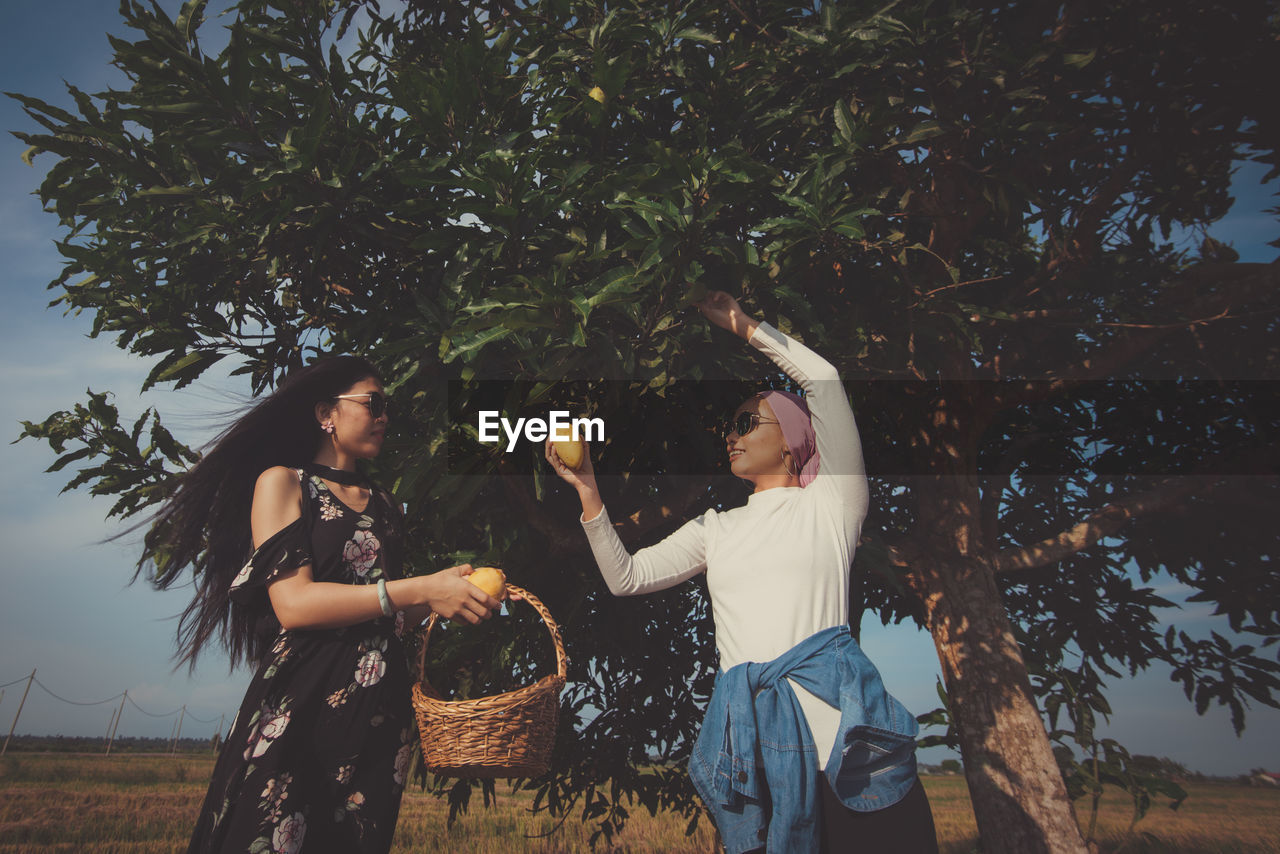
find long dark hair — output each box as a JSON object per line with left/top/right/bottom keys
{"left": 146, "top": 356, "right": 382, "bottom": 671}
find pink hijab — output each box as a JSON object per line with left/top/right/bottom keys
{"left": 758, "top": 390, "right": 820, "bottom": 486}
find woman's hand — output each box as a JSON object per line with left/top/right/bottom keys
{"left": 545, "top": 437, "right": 597, "bottom": 489}
{"left": 418, "top": 564, "right": 500, "bottom": 624}
{"left": 696, "top": 290, "right": 759, "bottom": 341}
{"left": 545, "top": 438, "right": 604, "bottom": 522}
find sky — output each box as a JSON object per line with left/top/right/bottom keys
{"left": 1, "top": 2, "right": 1278, "bottom": 776}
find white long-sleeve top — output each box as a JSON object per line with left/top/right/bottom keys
{"left": 581, "top": 321, "right": 870, "bottom": 766}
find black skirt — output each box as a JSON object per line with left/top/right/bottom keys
{"left": 819, "top": 774, "right": 939, "bottom": 854}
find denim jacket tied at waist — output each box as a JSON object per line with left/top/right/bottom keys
{"left": 688, "top": 625, "right": 920, "bottom": 854}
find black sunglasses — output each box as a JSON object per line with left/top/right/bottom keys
{"left": 724, "top": 411, "right": 780, "bottom": 438}
{"left": 334, "top": 391, "right": 390, "bottom": 419}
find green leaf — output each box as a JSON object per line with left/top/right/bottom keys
{"left": 47, "top": 447, "right": 93, "bottom": 473}
{"left": 441, "top": 326, "right": 511, "bottom": 363}
{"left": 5, "top": 91, "right": 77, "bottom": 124}
{"left": 673, "top": 27, "right": 719, "bottom": 44}
{"left": 1063, "top": 49, "right": 1097, "bottom": 69}
{"left": 563, "top": 162, "right": 593, "bottom": 186}
{"left": 149, "top": 350, "right": 225, "bottom": 388}
{"left": 834, "top": 100, "right": 855, "bottom": 144}
{"left": 899, "top": 119, "right": 944, "bottom": 146}
{"left": 137, "top": 102, "right": 211, "bottom": 115}
{"left": 176, "top": 0, "right": 208, "bottom": 43}
{"left": 135, "top": 186, "right": 201, "bottom": 197}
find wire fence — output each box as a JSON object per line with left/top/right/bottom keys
{"left": 1, "top": 668, "right": 227, "bottom": 756}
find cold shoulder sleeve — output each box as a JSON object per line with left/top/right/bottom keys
{"left": 228, "top": 517, "right": 314, "bottom": 603}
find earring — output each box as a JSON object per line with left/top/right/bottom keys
{"left": 322, "top": 421, "right": 335, "bottom": 434}
{"left": 781, "top": 449, "right": 799, "bottom": 477}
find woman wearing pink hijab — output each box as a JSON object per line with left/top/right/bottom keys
{"left": 546, "top": 291, "right": 937, "bottom": 853}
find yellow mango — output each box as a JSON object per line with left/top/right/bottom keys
{"left": 553, "top": 438, "right": 585, "bottom": 470}
{"left": 467, "top": 566, "right": 507, "bottom": 600}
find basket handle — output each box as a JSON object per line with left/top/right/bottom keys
{"left": 415, "top": 583, "right": 568, "bottom": 687}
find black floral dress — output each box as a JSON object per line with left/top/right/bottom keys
{"left": 188, "top": 466, "right": 417, "bottom": 854}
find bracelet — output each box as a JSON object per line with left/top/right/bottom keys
{"left": 376, "top": 578, "right": 394, "bottom": 618}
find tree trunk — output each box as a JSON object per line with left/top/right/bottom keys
{"left": 918, "top": 549, "right": 1088, "bottom": 853}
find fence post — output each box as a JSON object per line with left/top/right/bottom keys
{"left": 106, "top": 691, "right": 127, "bottom": 757}
{"left": 1, "top": 668, "right": 36, "bottom": 756}
{"left": 105, "top": 705, "right": 119, "bottom": 752}
{"left": 171, "top": 705, "right": 186, "bottom": 755}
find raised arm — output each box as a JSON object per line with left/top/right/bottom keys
{"left": 545, "top": 441, "right": 708, "bottom": 596}
{"left": 698, "top": 291, "right": 868, "bottom": 511}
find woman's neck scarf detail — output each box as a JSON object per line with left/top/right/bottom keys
{"left": 758, "top": 390, "right": 820, "bottom": 487}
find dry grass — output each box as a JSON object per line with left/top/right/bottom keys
{"left": 0, "top": 754, "right": 210, "bottom": 854}
{"left": 391, "top": 787, "right": 719, "bottom": 853}
{"left": 1, "top": 753, "right": 1277, "bottom": 853}
{"left": 922, "top": 774, "right": 1280, "bottom": 854}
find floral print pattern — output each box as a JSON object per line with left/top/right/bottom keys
{"left": 244, "top": 701, "right": 292, "bottom": 761}
{"left": 355, "top": 647, "right": 387, "bottom": 688}
{"left": 272, "top": 812, "right": 306, "bottom": 854}
{"left": 231, "top": 559, "right": 254, "bottom": 589}
{"left": 343, "top": 530, "right": 381, "bottom": 578}
{"left": 393, "top": 733, "right": 415, "bottom": 787}
{"left": 188, "top": 466, "right": 413, "bottom": 854}
{"left": 259, "top": 773, "right": 292, "bottom": 822}
{"left": 319, "top": 493, "right": 342, "bottom": 521}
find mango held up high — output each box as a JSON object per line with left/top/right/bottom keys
{"left": 553, "top": 438, "right": 585, "bottom": 470}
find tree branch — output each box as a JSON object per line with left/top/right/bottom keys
{"left": 992, "top": 478, "right": 1201, "bottom": 574}
{"left": 994, "top": 261, "right": 1280, "bottom": 409}
{"left": 725, "top": 0, "right": 783, "bottom": 45}
{"left": 994, "top": 444, "right": 1280, "bottom": 574}
{"left": 881, "top": 537, "right": 931, "bottom": 598}
{"left": 1054, "top": 163, "right": 1139, "bottom": 273}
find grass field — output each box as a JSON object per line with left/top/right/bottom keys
{"left": 2, "top": 752, "right": 1278, "bottom": 852}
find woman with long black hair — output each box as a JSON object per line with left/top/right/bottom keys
{"left": 546, "top": 292, "right": 937, "bottom": 853}
{"left": 154, "top": 356, "right": 500, "bottom": 853}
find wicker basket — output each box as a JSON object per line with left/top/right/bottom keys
{"left": 411, "top": 584, "right": 567, "bottom": 778}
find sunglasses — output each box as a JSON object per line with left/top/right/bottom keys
{"left": 724, "top": 411, "right": 780, "bottom": 438}
{"left": 334, "top": 391, "right": 391, "bottom": 419}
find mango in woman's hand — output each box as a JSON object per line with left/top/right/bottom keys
{"left": 467, "top": 566, "right": 507, "bottom": 600}
{"left": 553, "top": 439, "right": 585, "bottom": 470}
